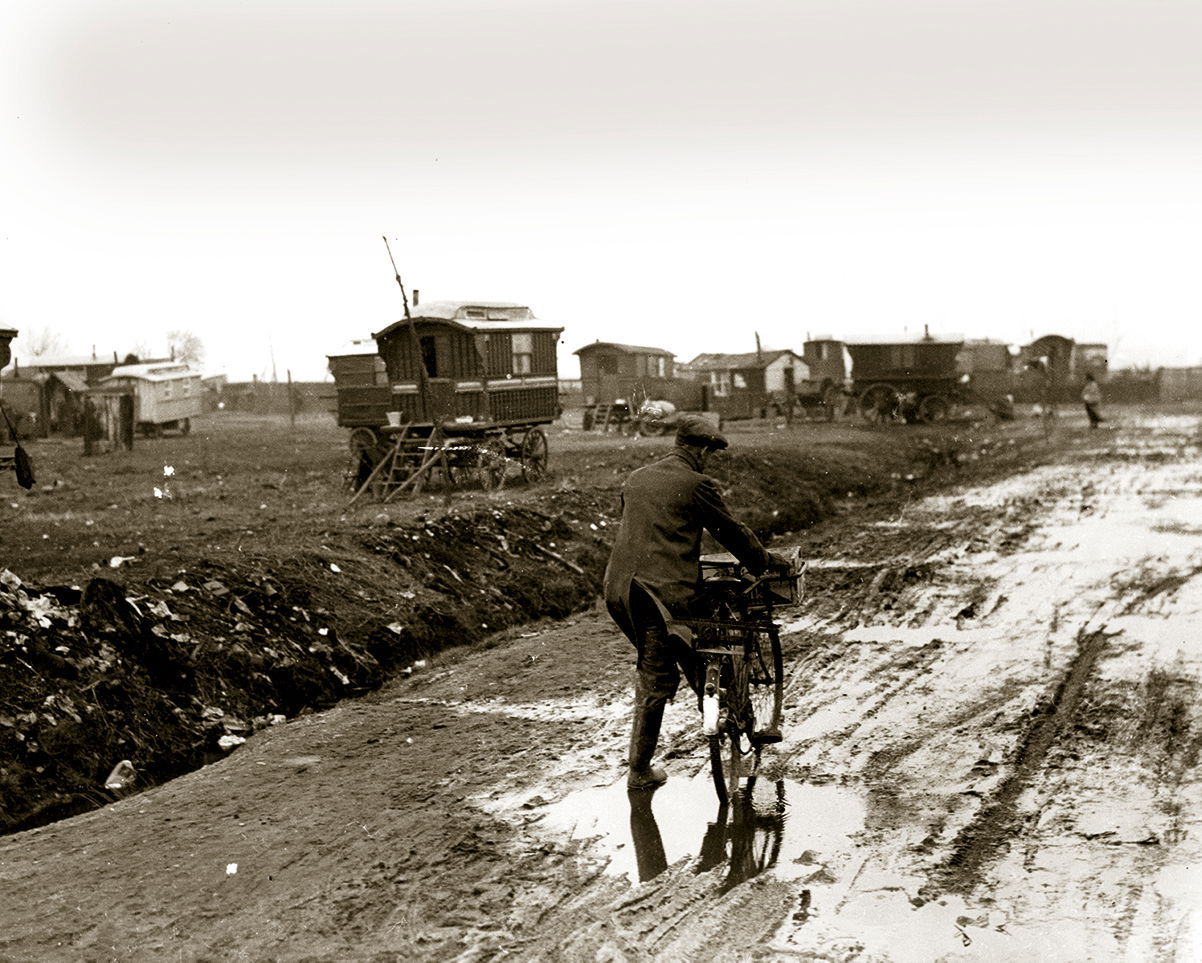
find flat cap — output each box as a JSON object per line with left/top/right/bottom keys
{"left": 674, "top": 414, "right": 728, "bottom": 450}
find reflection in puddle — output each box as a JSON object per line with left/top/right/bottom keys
{"left": 630, "top": 780, "right": 787, "bottom": 891}
{"left": 542, "top": 773, "right": 865, "bottom": 888}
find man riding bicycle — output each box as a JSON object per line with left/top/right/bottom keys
{"left": 604, "top": 414, "right": 787, "bottom": 790}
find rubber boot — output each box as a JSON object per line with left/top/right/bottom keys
{"left": 627, "top": 680, "right": 668, "bottom": 791}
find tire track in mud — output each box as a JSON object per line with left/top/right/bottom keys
{"left": 920, "top": 624, "right": 1111, "bottom": 900}
{"left": 860, "top": 680, "right": 1023, "bottom": 780}
{"left": 778, "top": 634, "right": 950, "bottom": 768}
{"left": 920, "top": 563, "right": 1202, "bottom": 902}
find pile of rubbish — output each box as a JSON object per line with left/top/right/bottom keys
{"left": 0, "top": 567, "right": 387, "bottom": 833}
{"left": 0, "top": 497, "right": 609, "bottom": 835}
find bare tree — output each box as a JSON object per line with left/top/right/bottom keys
{"left": 167, "top": 330, "right": 205, "bottom": 366}
{"left": 21, "top": 327, "right": 67, "bottom": 358}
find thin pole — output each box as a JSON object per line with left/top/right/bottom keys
{"left": 382, "top": 237, "right": 432, "bottom": 423}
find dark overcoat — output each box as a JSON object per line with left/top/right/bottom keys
{"left": 603, "top": 448, "right": 772, "bottom": 644}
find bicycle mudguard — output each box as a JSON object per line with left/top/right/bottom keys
{"left": 664, "top": 619, "right": 695, "bottom": 647}
{"left": 702, "top": 662, "right": 721, "bottom": 735}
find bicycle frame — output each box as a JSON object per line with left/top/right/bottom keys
{"left": 670, "top": 551, "right": 805, "bottom": 803}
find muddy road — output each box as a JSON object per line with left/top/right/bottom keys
{"left": 2, "top": 411, "right": 1200, "bottom": 961}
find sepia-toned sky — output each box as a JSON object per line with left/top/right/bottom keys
{"left": 3, "top": 0, "right": 1201, "bottom": 380}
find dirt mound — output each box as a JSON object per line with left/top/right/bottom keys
{"left": 0, "top": 432, "right": 1010, "bottom": 835}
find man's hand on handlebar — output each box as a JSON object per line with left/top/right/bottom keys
{"left": 767, "top": 550, "right": 795, "bottom": 571}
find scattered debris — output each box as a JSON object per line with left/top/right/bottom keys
{"left": 104, "top": 760, "right": 137, "bottom": 790}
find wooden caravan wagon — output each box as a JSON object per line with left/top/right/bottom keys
{"left": 846, "top": 337, "right": 968, "bottom": 424}
{"left": 99, "top": 362, "right": 204, "bottom": 436}
{"left": 331, "top": 301, "right": 564, "bottom": 500}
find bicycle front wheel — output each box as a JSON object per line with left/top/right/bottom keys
{"left": 709, "top": 651, "right": 755, "bottom": 802}
{"left": 745, "top": 627, "right": 784, "bottom": 744}
{"left": 706, "top": 628, "right": 785, "bottom": 804}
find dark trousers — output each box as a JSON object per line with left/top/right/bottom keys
{"left": 627, "top": 594, "right": 705, "bottom": 774}
{"left": 631, "top": 592, "right": 704, "bottom": 713}
{"left": 1085, "top": 402, "right": 1103, "bottom": 428}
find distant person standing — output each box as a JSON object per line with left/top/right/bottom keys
{"left": 1082, "top": 373, "right": 1104, "bottom": 429}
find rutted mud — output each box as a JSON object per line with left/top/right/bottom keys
{"left": 493, "top": 413, "right": 1202, "bottom": 960}
{"left": 926, "top": 625, "right": 1111, "bottom": 900}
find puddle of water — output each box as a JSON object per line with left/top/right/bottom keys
{"left": 541, "top": 772, "right": 865, "bottom": 886}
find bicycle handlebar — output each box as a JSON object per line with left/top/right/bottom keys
{"left": 698, "top": 555, "right": 807, "bottom": 607}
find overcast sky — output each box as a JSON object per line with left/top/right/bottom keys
{"left": 3, "top": 0, "right": 1201, "bottom": 381}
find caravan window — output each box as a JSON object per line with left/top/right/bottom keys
{"left": 512, "top": 333, "right": 533, "bottom": 374}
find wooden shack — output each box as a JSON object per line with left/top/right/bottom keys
{"left": 327, "top": 338, "right": 390, "bottom": 433}
{"left": 8, "top": 352, "right": 126, "bottom": 386}
{"left": 801, "top": 338, "right": 851, "bottom": 386}
{"left": 573, "top": 341, "right": 677, "bottom": 406}
{"left": 45, "top": 370, "right": 92, "bottom": 435}
{"left": 0, "top": 377, "right": 46, "bottom": 438}
{"left": 680, "top": 350, "right": 810, "bottom": 420}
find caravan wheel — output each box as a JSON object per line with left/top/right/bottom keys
{"left": 917, "top": 394, "right": 951, "bottom": 424}
{"left": 520, "top": 428, "right": 549, "bottom": 482}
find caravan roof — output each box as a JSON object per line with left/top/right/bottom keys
{"left": 107, "top": 362, "right": 200, "bottom": 382}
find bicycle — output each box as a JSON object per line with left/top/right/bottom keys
{"left": 668, "top": 550, "right": 805, "bottom": 804}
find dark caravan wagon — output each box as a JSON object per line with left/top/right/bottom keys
{"left": 846, "top": 336, "right": 968, "bottom": 424}
{"left": 330, "top": 301, "right": 563, "bottom": 500}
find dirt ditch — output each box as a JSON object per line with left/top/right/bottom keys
{"left": 0, "top": 421, "right": 1018, "bottom": 837}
